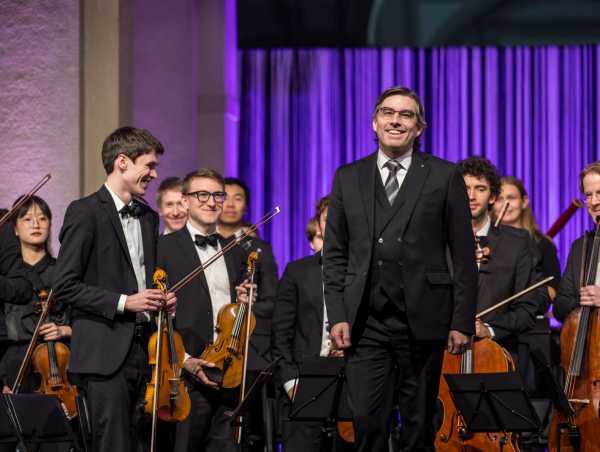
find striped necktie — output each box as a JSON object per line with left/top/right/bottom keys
{"left": 384, "top": 160, "right": 403, "bottom": 205}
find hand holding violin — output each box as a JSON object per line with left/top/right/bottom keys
{"left": 579, "top": 284, "right": 600, "bottom": 307}
{"left": 125, "top": 289, "right": 177, "bottom": 314}
{"left": 184, "top": 357, "right": 219, "bottom": 388}
{"left": 39, "top": 322, "right": 71, "bottom": 341}
{"left": 235, "top": 280, "right": 257, "bottom": 304}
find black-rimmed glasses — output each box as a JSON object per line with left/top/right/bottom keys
{"left": 185, "top": 191, "right": 227, "bottom": 203}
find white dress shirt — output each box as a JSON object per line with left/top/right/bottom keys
{"left": 377, "top": 148, "right": 413, "bottom": 190}
{"left": 104, "top": 184, "right": 146, "bottom": 315}
{"left": 186, "top": 221, "right": 231, "bottom": 342}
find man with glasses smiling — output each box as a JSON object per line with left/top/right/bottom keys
{"left": 323, "top": 86, "right": 478, "bottom": 451}
{"left": 157, "top": 168, "right": 252, "bottom": 452}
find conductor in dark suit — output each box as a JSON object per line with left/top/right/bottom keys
{"left": 554, "top": 161, "right": 600, "bottom": 322}
{"left": 53, "top": 127, "right": 177, "bottom": 452}
{"left": 322, "top": 86, "right": 479, "bottom": 451}
{"left": 158, "top": 169, "right": 252, "bottom": 452}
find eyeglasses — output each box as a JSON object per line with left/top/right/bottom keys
{"left": 377, "top": 107, "right": 417, "bottom": 121}
{"left": 185, "top": 191, "right": 227, "bottom": 203}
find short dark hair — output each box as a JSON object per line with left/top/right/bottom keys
{"left": 373, "top": 86, "right": 427, "bottom": 151}
{"left": 156, "top": 176, "right": 183, "bottom": 206}
{"left": 182, "top": 168, "right": 225, "bottom": 194}
{"left": 101, "top": 127, "right": 165, "bottom": 174}
{"left": 315, "top": 196, "right": 329, "bottom": 219}
{"left": 458, "top": 156, "right": 502, "bottom": 199}
{"left": 224, "top": 177, "right": 251, "bottom": 205}
{"left": 306, "top": 217, "right": 319, "bottom": 242}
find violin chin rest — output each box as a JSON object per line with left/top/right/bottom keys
{"left": 204, "top": 366, "right": 223, "bottom": 385}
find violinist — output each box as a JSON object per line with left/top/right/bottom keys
{"left": 52, "top": 127, "right": 177, "bottom": 452}
{"left": 554, "top": 161, "right": 600, "bottom": 320}
{"left": 157, "top": 169, "right": 255, "bottom": 452}
{"left": 272, "top": 196, "right": 353, "bottom": 452}
{"left": 494, "top": 176, "right": 561, "bottom": 304}
{"left": 0, "top": 209, "right": 33, "bottom": 370}
{"left": 458, "top": 157, "right": 537, "bottom": 362}
{"left": 0, "top": 195, "right": 69, "bottom": 393}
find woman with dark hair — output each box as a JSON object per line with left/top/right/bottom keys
{"left": 493, "top": 177, "right": 561, "bottom": 297}
{"left": 1, "top": 195, "right": 71, "bottom": 393}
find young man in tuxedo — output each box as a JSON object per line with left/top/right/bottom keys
{"left": 323, "top": 86, "right": 479, "bottom": 451}
{"left": 272, "top": 196, "right": 352, "bottom": 451}
{"left": 457, "top": 157, "right": 537, "bottom": 364}
{"left": 158, "top": 169, "right": 254, "bottom": 452}
{"left": 52, "top": 127, "right": 176, "bottom": 452}
{"left": 156, "top": 176, "right": 187, "bottom": 234}
{"left": 554, "top": 161, "right": 600, "bottom": 322}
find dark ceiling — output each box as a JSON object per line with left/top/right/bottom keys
{"left": 237, "top": 0, "right": 600, "bottom": 48}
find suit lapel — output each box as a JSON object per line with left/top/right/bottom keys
{"left": 223, "top": 240, "right": 242, "bottom": 303}
{"left": 139, "top": 208, "right": 155, "bottom": 288}
{"left": 97, "top": 186, "right": 135, "bottom": 275}
{"left": 379, "top": 151, "right": 430, "bottom": 236}
{"left": 358, "top": 152, "right": 378, "bottom": 240}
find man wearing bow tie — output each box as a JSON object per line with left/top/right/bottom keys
{"left": 53, "top": 127, "right": 177, "bottom": 451}
{"left": 157, "top": 168, "right": 251, "bottom": 452}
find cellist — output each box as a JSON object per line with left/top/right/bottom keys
{"left": 157, "top": 169, "right": 256, "bottom": 452}
{"left": 457, "top": 157, "right": 538, "bottom": 365}
{"left": 435, "top": 157, "right": 539, "bottom": 450}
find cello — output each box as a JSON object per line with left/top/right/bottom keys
{"left": 13, "top": 289, "right": 78, "bottom": 419}
{"left": 549, "top": 222, "right": 600, "bottom": 452}
{"left": 144, "top": 268, "right": 191, "bottom": 452}
{"left": 436, "top": 277, "right": 553, "bottom": 451}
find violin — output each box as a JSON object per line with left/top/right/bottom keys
{"left": 14, "top": 289, "right": 78, "bottom": 419}
{"left": 199, "top": 251, "right": 258, "bottom": 389}
{"left": 145, "top": 268, "right": 191, "bottom": 452}
{"left": 549, "top": 224, "right": 600, "bottom": 452}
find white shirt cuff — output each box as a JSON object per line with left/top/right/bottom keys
{"left": 484, "top": 322, "right": 495, "bottom": 338}
{"left": 117, "top": 294, "right": 127, "bottom": 314}
{"left": 283, "top": 379, "right": 299, "bottom": 396}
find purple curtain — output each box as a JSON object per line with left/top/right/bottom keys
{"left": 233, "top": 46, "right": 600, "bottom": 273}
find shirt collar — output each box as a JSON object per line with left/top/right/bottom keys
{"left": 104, "top": 183, "right": 127, "bottom": 212}
{"left": 475, "top": 215, "right": 491, "bottom": 237}
{"left": 186, "top": 221, "right": 218, "bottom": 238}
{"left": 377, "top": 149, "right": 413, "bottom": 171}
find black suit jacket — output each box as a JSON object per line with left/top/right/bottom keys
{"left": 477, "top": 226, "right": 537, "bottom": 341}
{"left": 157, "top": 227, "right": 246, "bottom": 357}
{"left": 53, "top": 186, "right": 159, "bottom": 375}
{"left": 323, "top": 151, "right": 478, "bottom": 341}
{"left": 271, "top": 253, "right": 325, "bottom": 386}
{"left": 0, "top": 223, "right": 33, "bottom": 339}
{"left": 553, "top": 232, "right": 592, "bottom": 322}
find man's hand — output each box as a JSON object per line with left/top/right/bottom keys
{"left": 474, "top": 319, "right": 491, "bottom": 339}
{"left": 124, "top": 289, "right": 165, "bottom": 312}
{"left": 183, "top": 357, "right": 219, "bottom": 388}
{"left": 447, "top": 330, "right": 471, "bottom": 355}
{"left": 236, "top": 280, "right": 258, "bottom": 304}
{"left": 580, "top": 285, "right": 600, "bottom": 307}
{"left": 39, "top": 322, "right": 71, "bottom": 341}
{"left": 2, "top": 385, "right": 12, "bottom": 394}
{"left": 165, "top": 291, "right": 177, "bottom": 315}
{"left": 330, "top": 322, "right": 352, "bottom": 350}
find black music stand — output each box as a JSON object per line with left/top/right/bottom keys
{"left": 444, "top": 372, "right": 540, "bottom": 451}
{"left": 0, "top": 393, "right": 84, "bottom": 452}
{"left": 287, "top": 357, "right": 352, "bottom": 452}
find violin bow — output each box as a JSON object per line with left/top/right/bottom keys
{"left": 0, "top": 173, "right": 51, "bottom": 228}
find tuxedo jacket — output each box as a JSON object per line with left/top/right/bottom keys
{"left": 53, "top": 185, "right": 159, "bottom": 375}
{"left": 323, "top": 151, "right": 478, "bottom": 341}
{"left": 0, "top": 223, "right": 33, "bottom": 339}
{"left": 157, "top": 227, "right": 246, "bottom": 357}
{"left": 477, "top": 225, "right": 537, "bottom": 341}
{"left": 554, "top": 231, "right": 594, "bottom": 323}
{"left": 271, "top": 253, "right": 326, "bottom": 386}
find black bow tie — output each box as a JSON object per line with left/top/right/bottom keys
{"left": 195, "top": 234, "right": 219, "bottom": 249}
{"left": 120, "top": 201, "right": 142, "bottom": 219}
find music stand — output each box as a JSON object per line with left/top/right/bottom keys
{"left": 444, "top": 372, "right": 540, "bottom": 450}
{"left": 1, "top": 393, "right": 83, "bottom": 452}
{"left": 287, "top": 357, "right": 352, "bottom": 452}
